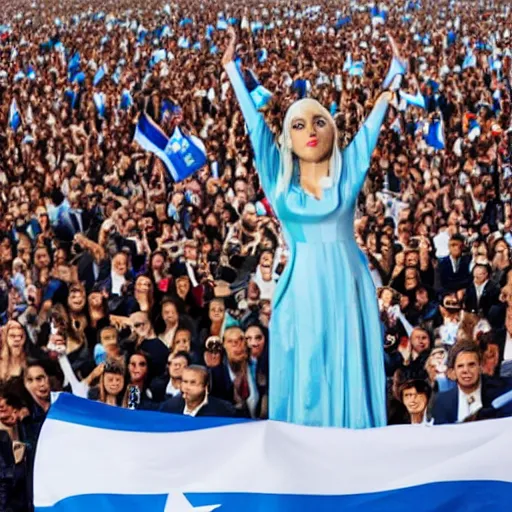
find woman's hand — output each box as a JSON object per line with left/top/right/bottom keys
{"left": 222, "top": 26, "right": 237, "bottom": 68}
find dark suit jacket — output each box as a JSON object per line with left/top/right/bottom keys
{"left": 209, "top": 360, "right": 264, "bottom": 418}
{"left": 432, "top": 377, "right": 512, "bottom": 424}
{"left": 150, "top": 374, "right": 182, "bottom": 403}
{"left": 464, "top": 281, "right": 500, "bottom": 318}
{"left": 438, "top": 254, "right": 471, "bottom": 292}
{"left": 159, "top": 395, "right": 236, "bottom": 417}
{"left": 0, "top": 430, "right": 14, "bottom": 512}
{"left": 76, "top": 253, "right": 110, "bottom": 293}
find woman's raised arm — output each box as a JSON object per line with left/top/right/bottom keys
{"left": 222, "top": 27, "right": 280, "bottom": 202}
{"left": 343, "top": 34, "right": 406, "bottom": 192}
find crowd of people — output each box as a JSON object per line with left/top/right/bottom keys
{"left": 0, "top": 0, "right": 511, "bottom": 508}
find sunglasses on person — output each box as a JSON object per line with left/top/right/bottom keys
{"left": 133, "top": 322, "right": 147, "bottom": 329}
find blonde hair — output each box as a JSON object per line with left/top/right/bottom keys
{"left": 0, "top": 320, "right": 27, "bottom": 382}
{"left": 277, "top": 98, "right": 342, "bottom": 197}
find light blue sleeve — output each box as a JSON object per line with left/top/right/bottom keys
{"left": 342, "top": 93, "right": 391, "bottom": 194}
{"left": 225, "top": 62, "right": 280, "bottom": 203}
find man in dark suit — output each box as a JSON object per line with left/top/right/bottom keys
{"left": 432, "top": 343, "right": 511, "bottom": 424}
{"left": 464, "top": 263, "right": 499, "bottom": 319}
{"left": 209, "top": 327, "right": 261, "bottom": 418}
{"left": 438, "top": 233, "right": 471, "bottom": 293}
{"left": 160, "top": 366, "right": 236, "bottom": 417}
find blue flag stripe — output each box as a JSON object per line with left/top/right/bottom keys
{"left": 47, "top": 393, "right": 249, "bottom": 432}
{"left": 34, "top": 481, "right": 512, "bottom": 512}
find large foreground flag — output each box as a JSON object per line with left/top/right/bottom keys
{"left": 35, "top": 394, "right": 512, "bottom": 511}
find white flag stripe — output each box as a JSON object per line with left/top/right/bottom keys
{"left": 35, "top": 416, "right": 512, "bottom": 507}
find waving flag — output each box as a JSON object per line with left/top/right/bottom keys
{"left": 93, "top": 92, "right": 106, "bottom": 118}
{"left": 93, "top": 65, "right": 106, "bottom": 86}
{"left": 425, "top": 116, "right": 445, "bottom": 149}
{"left": 8, "top": 99, "right": 22, "bottom": 131}
{"left": 26, "top": 66, "right": 36, "bottom": 80}
{"left": 399, "top": 90, "right": 426, "bottom": 109}
{"left": 119, "top": 89, "right": 133, "bottom": 110}
{"left": 242, "top": 68, "right": 273, "bottom": 110}
{"left": 35, "top": 394, "right": 512, "bottom": 512}
{"left": 462, "top": 50, "right": 477, "bottom": 69}
{"left": 382, "top": 56, "right": 408, "bottom": 90}
{"left": 134, "top": 113, "right": 207, "bottom": 181}
{"left": 67, "top": 52, "right": 81, "bottom": 78}
{"left": 348, "top": 60, "right": 365, "bottom": 76}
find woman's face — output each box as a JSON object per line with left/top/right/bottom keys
{"left": 162, "top": 302, "right": 179, "bottom": 326}
{"left": 129, "top": 355, "right": 148, "bottom": 383}
{"left": 173, "top": 330, "right": 191, "bottom": 353}
{"left": 88, "top": 291, "right": 103, "bottom": 309}
{"left": 54, "top": 249, "right": 67, "bottom": 266}
{"left": 135, "top": 276, "right": 152, "bottom": 295}
{"left": 176, "top": 276, "right": 190, "bottom": 298}
{"left": 404, "top": 268, "right": 419, "bottom": 290}
{"left": 245, "top": 326, "right": 265, "bottom": 359}
{"left": 381, "top": 289, "right": 393, "bottom": 308}
{"left": 68, "top": 287, "right": 86, "bottom": 312}
{"left": 209, "top": 300, "right": 225, "bottom": 323}
{"left": 289, "top": 102, "right": 334, "bottom": 164}
{"left": 151, "top": 254, "right": 164, "bottom": 271}
{"left": 7, "top": 324, "right": 25, "bottom": 352}
{"left": 34, "top": 248, "right": 50, "bottom": 269}
{"left": 104, "top": 372, "right": 124, "bottom": 396}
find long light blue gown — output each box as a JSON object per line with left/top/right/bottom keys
{"left": 226, "top": 62, "right": 389, "bottom": 428}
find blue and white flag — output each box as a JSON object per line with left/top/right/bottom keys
{"left": 425, "top": 116, "right": 445, "bottom": 149}
{"left": 237, "top": 64, "right": 273, "bottom": 110}
{"left": 462, "top": 50, "right": 477, "bottom": 69}
{"left": 119, "top": 89, "right": 133, "bottom": 110}
{"left": 35, "top": 394, "right": 512, "bottom": 512}
{"left": 382, "top": 56, "right": 408, "bottom": 90}
{"left": 217, "top": 18, "right": 228, "bottom": 30}
{"left": 8, "top": 99, "right": 22, "bottom": 131}
{"left": 93, "top": 92, "right": 106, "bottom": 118}
{"left": 134, "top": 113, "right": 207, "bottom": 181}
{"left": 348, "top": 60, "right": 365, "bottom": 76}
{"left": 93, "top": 65, "right": 106, "bottom": 87}
{"left": 257, "top": 48, "right": 268, "bottom": 63}
{"left": 399, "top": 90, "right": 426, "bottom": 109}
{"left": 178, "top": 36, "right": 190, "bottom": 49}
{"left": 26, "top": 65, "right": 36, "bottom": 80}
{"left": 68, "top": 52, "right": 81, "bottom": 77}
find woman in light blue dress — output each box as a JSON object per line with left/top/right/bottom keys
{"left": 222, "top": 28, "right": 405, "bottom": 428}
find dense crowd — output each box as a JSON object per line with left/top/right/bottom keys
{"left": 0, "top": 0, "right": 511, "bottom": 508}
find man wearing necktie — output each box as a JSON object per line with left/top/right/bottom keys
{"left": 432, "top": 343, "right": 512, "bottom": 424}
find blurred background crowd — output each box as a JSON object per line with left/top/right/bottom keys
{"left": 0, "top": 0, "right": 511, "bottom": 509}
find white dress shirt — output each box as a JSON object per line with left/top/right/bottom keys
{"left": 165, "top": 379, "right": 181, "bottom": 398}
{"left": 111, "top": 272, "right": 126, "bottom": 296}
{"left": 183, "top": 394, "right": 208, "bottom": 417}
{"left": 457, "top": 384, "right": 482, "bottom": 423}
{"left": 475, "top": 280, "right": 488, "bottom": 307}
